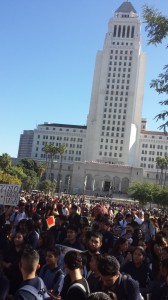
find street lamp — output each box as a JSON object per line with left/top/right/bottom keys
{"left": 59, "top": 180, "right": 62, "bottom": 193}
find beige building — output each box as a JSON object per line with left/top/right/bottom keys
{"left": 17, "top": 1, "right": 168, "bottom": 194}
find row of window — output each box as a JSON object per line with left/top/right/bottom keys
{"left": 102, "top": 126, "right": 125, "bottom": 132}
{"left": 100, "top": 138, "right": 123, "bottom": 144}
{"left": 113, "top": 25, "right": 135, "bottom": 38}
{"left": 143, "top": 135, "right": 168, "bottom": 140}
{"left": 108, "top": 66, "right": 131, "bottom": 72}
{"left": 112, "top": 42, "right": 133, "bottom": 46}
{"left": 101, "top": 132, "right": 125, "bottom": 137}
{"left": 100, "top": 145, "right": 123, "bottom": 151}
{"left": 45, "top": 127, "right": 84, "bottom": 133}
{"left": 39, "top": 136, "right": 83, "bottom": 142}
{"left": 142, "top": 144, "right": 168, "bottom": 150}
{"left": 38, "top": 153, "right": 81, "bottom": 162}
{"left": 140, "top": 163, "right": 154, "bottom": 169}
{"left": 110, "top": 50, "right": 133, "bottom": 55}
{"left": 99, "top": 151, "right": 122, "bottom": 157}
{"left": 141, "top": 150, "right": 168, "bottom": 156}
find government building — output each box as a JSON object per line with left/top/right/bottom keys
{"left": 17, "top": 2, "right": 168, "bottom": 195}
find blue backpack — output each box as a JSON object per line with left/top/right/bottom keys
{"left": 19, "top": 277, "right": 51, "bottom": 300}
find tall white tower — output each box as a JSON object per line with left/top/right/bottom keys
{"left": 85, "top": 1, "right": 146, "bottom": 166}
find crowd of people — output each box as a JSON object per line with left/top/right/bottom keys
{"left": 0, "top": 191, "right": 168, "bottom": 300}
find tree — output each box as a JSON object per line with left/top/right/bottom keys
{"left": 42, "top": 144, "right": 59, "bottom": 179}
{"left": 128, "top": 181, "right": 156, "bottom": 206}
{"left": 38, "top": 179, "right": 55, "bottom": 195}
{"left": 156, "top": 156, "right": 168, "bottom": 186}
{"left": 0, "top": 171, "right": 21, "bottom": 185}
{"left": 56, "top": 144, "right": 67, "bottom": 193}
{"left": 143, "top": 5, "right": 168, "bottom": 131}
{"left": 37, "top": 163, "right": 46, "bottom": 180}
{"left": 0, "top": 153, "right": 12, "bottom": 172}
{"left": 19, "top": 159, "right": 38, "bottom": 173}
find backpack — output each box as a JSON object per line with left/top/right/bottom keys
{"left": 122, "top": 274, "right": 144, "bottom": 300}
{"left": 67, "top": 278, "right": 90, "bottom": 296}
{"left": 19, "top": 277, "right": 51, "bottom": 300}
{"left": 42, "top": 265, "right": 64, "bottom": 286}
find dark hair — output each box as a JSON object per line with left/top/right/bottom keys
{"left": 87, "top": 292, "right": 112, "bottom": 300}
{"left": 132, "top": 246, "right": 146, "bottom": 257}
{"left": 46, "top": 246, "right": 61, "bottom": 257}
{"left": 64, "top": 250, "right": 83, "bottom": 270}
{"left": 25, "top": 219, "right": 35, "bottom": 231}
{"left": 21, "top": 246, "right": 39, "bottom": 273}
{"left": 113, "top": 236, "right": 128, "bottom": 254}
{"left": 97, "top": 255, "right": 120, "bottom": 276}
{"left": 89, "top": 231, "right": 103, "bottom": 242}
{"left": 67, "top": 224, "right": 78, "bottom": 233}
{"left": 161, "top": 258, "right": 168, "bottom": 271}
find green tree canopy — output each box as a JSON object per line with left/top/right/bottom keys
{"left": 143, "top": 5, "right": 168, "bottom": 131}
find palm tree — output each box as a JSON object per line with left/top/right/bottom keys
{"left": 156, "top": 156, "right": 168, "bottom": 186}
{"left": 48, "top": 144, "right": 59, "bottom": 180}
{"left": 57, "top": 144, "right": 66, "bottom": 193}
{"left": 38, "top": 162, "right": 46, "bottom": 181}
{"left": 42, "top": 144, "right": 50, "bottom": 174}
{"left": 42, "top": 144, "right": 58, "bottom": 179}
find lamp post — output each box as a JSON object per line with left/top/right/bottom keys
{"left": 59, "top": 180, "right": 62, "bottom": 194}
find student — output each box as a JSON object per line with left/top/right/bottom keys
{"left": 39, "top": 246, "right": 64, "bottom": 297}
{"left": 62, "top": 224, "right": 84, "bottom": 251}
{"left": 61, "top": 250, "right": 90, "bottom": 300}
{"left": 97, "top": 254, "right": 141, "bottom": 300}
{"left": 151, "top": 258, "right": 168, "bottom": 300}
{"left": 121, "top": 246, "right": 152, "bottom": 295}
{"left": 84, "top": 231, "right": 103, "bottom": 274}
{"left": 15, "top": 247, "right": 50, "bottom": 300}
{"left": 87, "top": 292, "right": 115, "bottom": 300}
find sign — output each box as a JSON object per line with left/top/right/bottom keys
{"left": 46, "top": 216, "right": 55, "bottom": 228}
{"left": 0, "top": 184, "right": 21, "bottom": 206}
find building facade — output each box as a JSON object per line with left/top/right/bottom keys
{"left": 17, "top": 1, "right": 168, "bottom": 193}
{"left": 85, "top": 1, "right": 146, "bottom": 166}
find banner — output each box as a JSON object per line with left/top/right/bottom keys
{"left": 0, "top": 184, "right": 21, "bottom": 206}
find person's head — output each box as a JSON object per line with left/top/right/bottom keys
{"left": 112, "top": 225, "right": 122, "bottom": 237}
{"left": 87, "top": 292, "right": 114, "bottom": 300}
{"left": 125, "top": 213, "right": 132, "bottom": 223}
{"left": 19, "top": 247, "right": 40, "bottom": 276}
{"left": 32, "top": 213, "right": 42, "bottom": 226}
{"left": 144, "top": 212, "right": 150, "bottom": 222}
{"left": 66, "top": 224, "right": 78, "bottom": 243}
{"left": 155, "top": 233, "right": 167, "bottom": 247}
{"left": 99, "top": 217, "right": 111, "bottom": 232}
{"left": 97, "top": 255, "right": 120, "bottom": 287}
{"left": 45, "top": 246, "right": 60, "bottom": 269}
{"left": 64, "top": 250, "right": 83, "bottom": 273}
{"left": 114, "top": 237, "right": 129, "bottom": 254}
{"left": 16, "top": 219, "right": 27, "bottom": 234}
{"left": 70, "top": 204, "right": 78, "bottom": 214}
{"left": 25, "top": 219, "right": 35, "bottom": 234}
{"left": 13, "top": 232, "right": 25, "bottom": 248}
{"left": 133, "top": 228, "right": 143, "bottom": 239}
{"left": 18, "top": 202, "right": 25, "bottom": 213}
{"left": 138, "top": 238, "right": 147, "bottom": 250}
{"left": 132, "top": 246, "right": 145, "bottom": 266}
{"left": 162, "top": 247, "right": 168, "bottom": 261}
{"left": 162, "top": 223, "right": 168, "bottom": 236}
{"left": 88, "top": 232, "right": 103, "bottom": 253}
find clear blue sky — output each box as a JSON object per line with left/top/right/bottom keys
{"left": 0, "top": 0, "right": 168, "bottom": 158}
